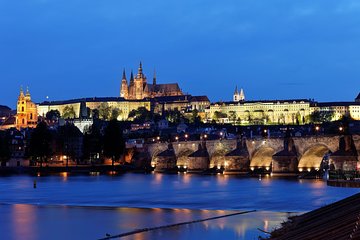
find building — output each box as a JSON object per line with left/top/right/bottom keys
{"left": 312, "top": 101, "right": 360, "bottom": 121}
{"left": 356, "top": 93, "right": 360, "bottom": 102}
{"left": 15, "top": 87, "right": 38, "bottom": 129}
{"left": 152, "top": 95, "right": 210, "bottom": 114}
{"left": 38, "top": 97, "right": 151, "bottom": 121}
{"left": 120, "top": 62, "right": 183, "bottom": 100}
{"left": 207, "top": 99, "right": 312, "bottom": 124}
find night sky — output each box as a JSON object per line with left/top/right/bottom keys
{"left": 1, "top": 0, "right": 360, "bottom": 108}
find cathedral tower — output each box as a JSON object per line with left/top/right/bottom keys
{"left": 120, "top": 69, "right": 129, "bottom": 98}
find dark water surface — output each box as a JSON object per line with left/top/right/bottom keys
{"left": 0, "top": 173, "right": 358, "bottom": 239}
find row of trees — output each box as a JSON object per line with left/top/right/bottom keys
{"left": 27, "top": 119, "right": 125, "bottom": 167}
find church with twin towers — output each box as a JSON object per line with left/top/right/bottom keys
{"left": 120, "top": 62, "right": 183, "bottom": 100}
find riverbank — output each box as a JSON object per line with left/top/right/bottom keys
{"left": 268, "top": 192, "right": 360, "bottom": 239}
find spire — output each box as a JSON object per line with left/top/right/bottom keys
{"left": 130, "top": 70, "right": 134, "bottom": 83}
{"left": 138, "top": 61, "right": 143, "bottom": 76}
{"left": 122, "top": 69, "right": 127, "bottom": 80}
{"left": 26, "top": 86, "right": 30, "bottom": 96}
{"left": 234, "top": 85, "right": 238, "bottom": 94}
{"left": 239, "top": 88, "right": 245, "bottom": 101}
{"left": 153, "top": 68, "right": 156, "bottom": 85}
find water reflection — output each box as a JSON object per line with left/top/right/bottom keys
{"left": 0, "top": 204, "right": 295, "bottom": 240}
{"left": 11, "top": 204, "right": 37, "bottom": 240}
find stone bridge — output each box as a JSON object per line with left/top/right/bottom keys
{"left": 144, "top": 134, "right": 360, "bottom": 173}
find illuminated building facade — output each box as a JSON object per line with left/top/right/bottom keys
{"left": 38, "top": 97, "right": 151, "bottom": 120}
{"left": 16, "top": 87, "right": 38, "bottom": 129}
{"left": 207, "top": 99, "right": 312, "bottom": 124}
{"left": 206, "top": 92, "right": 360, "bottom": 124}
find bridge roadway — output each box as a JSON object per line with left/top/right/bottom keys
{"left": 146, "top": 134, "right": 360, "bottom": 173}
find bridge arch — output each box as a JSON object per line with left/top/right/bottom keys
{"left": 176, "top": 148, "right": 194, "bottom": 166}
{"left": 250, "top": 147, "right": 275, "bottom": 170}
{"left": 210, "top": 149, "right": 228, "bottom": 168}
{"left": 298, "top": 144, "right": 331, "bottom": 171}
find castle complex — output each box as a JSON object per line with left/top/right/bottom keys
{"left": 1, "top": 62, "right": 359, "bottom": 130}
{"left": 120, "top": 62, "right": 183, "bottom": 99}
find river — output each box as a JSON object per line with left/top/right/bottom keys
{"left": 0, "top": 173, "right": 358, "bottom": 240}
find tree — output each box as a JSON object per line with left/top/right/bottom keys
{"left": 228, "top": 111, "right": 237, "bottom": 123}
{"left": 46, "top": 110, "right": 60, "bottom": 121}
{"left": 83, "top": 124, "right": 102, "bottom": 164}
{"left": 99, "top": 102, "right": 111, "bottom": 120}
{"left": 91, "top": 109, "right": 99, "bottom": 119}
{"left": 128, "top": 107, "right": 152, "bottom": 122}
{"left": 310, "top": 110, "right": 334, "bottom": 123}
{"left": 212, "top": 111, "right": 227, "bottom": 122}
{"left": 62, "top": 106, "right": 76, "bottom": 119}
{"left": 57, "top": 123, "right": 83, "bottom": 166}
{"left": 29, "top": 121, "right": 52, "bottom": 167}
{"left": 103, "top": 119, "right": 125, "bottom": 167}
{"left": 110, "top": 108, "right": 120, "bottom": 120}
{"left": 0, "top": 131, "right": 10, "bottom": 166}
{"left": 165, "top": 109, "right": 184, "bottom": 124}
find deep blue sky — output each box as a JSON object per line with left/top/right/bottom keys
{"left": 1, "top": 0, "right": 360, "bottom": 108}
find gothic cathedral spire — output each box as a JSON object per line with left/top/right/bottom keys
{"left": 153, "top": 68, "right": 156, "bottom": 86}
{"left": 120, "top": 69, "right": 129, "bottom": 98}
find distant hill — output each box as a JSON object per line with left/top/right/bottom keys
{"left": 0, "top": 105, "right": 13, "bottom": 117}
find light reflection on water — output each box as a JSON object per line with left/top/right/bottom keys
{"left": 0, "top": 173, "right": 359, "bottom": 239}
{"left": 1, "top": 204, "right": 294, "bottom": 240}
{"left": 0, "top": 174, "right": 359, "bottom": 211}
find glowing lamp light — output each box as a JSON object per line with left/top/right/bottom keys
{"left": 156, "top": 136, "right": 160, "bottom": 140}
{"left": 204, "top": 134, "right": 208, "bottom": 138}
{"left": 217, "top": 165, "right": 221, "bottom": 170}
{"left": 315, "top": 168, "right": 319, "bottom": 171}
{"left": 299, "top": 168, "right": 303, "bottom": 172}
{"left": 185, "top": 134, "right": 188, "bottom": 138}
{"left": 220, "top": 132, "right": 223, "bottom": 136}
{"left": 315, "top": 126, "right": 320, "bottom": 131}
{"left": 175, "top": 136, "right": 179, "bottom": 141}
{"left": 184, "top": 165, "right": 187, "bottom": 169}
{"left": 339, "top": 126, "right": 343, "bottom": 131}
{"left": 250, "top": 167, "right": 255, "bottom": 171}
{"left": 307, "top": 168, "right": 311, "bottom": 172}
{"left": 266, "top": 167, "right": 270, "bottom": 171}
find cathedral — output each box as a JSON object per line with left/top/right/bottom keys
{"left": 16, "top": 87, "right": 38, "bottom": 129}
{"left": 120, "top": 62, "right": 183, "bottom": 100}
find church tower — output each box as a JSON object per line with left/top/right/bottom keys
{"left": 233, "top": 86, "right": 239, "bottom": 102}
{"left": 233, "top": 86, "right": 245, "bottom": 102}
{"left": 134, "top": 62, "right": 148, "bottom": 99}
{"left": 239, "top": 88, "right": 245, "bottom": 101}
{"left": 16, "top": 87, "right": 38, "bottom": 129}
{"left": 120, "top": 69, "right": 129, "bottom": 98}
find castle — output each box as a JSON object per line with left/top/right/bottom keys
{"left": 120, "top": 62, "right": 183, "bottom": 100}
